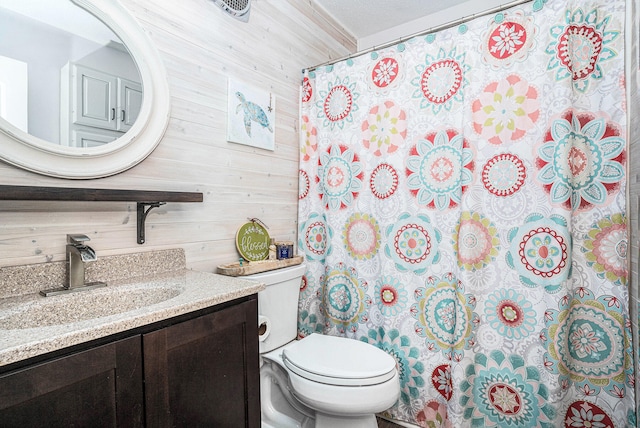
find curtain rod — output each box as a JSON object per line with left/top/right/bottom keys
{"left": 305, "top": 0, "right": 534, "bottom": 72}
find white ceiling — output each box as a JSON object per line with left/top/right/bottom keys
{"left": 0, "top": 0, "right": 117, "bottom": 45}
{"left": 311, "top": 0, "right": 472, "bottom": 39}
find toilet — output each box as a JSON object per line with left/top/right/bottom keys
{"left": 246, "top": 263, "right": 400, "bottom": 428}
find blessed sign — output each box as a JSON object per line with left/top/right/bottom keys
{"left": 235, "top": 221, "right": 270, "bottom": 261}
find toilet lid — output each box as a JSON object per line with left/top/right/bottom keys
{"left": 282, "top": 334, "right": 397, "bottom": 386}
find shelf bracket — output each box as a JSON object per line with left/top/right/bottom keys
{"left": 137, "top": 202, "right": 166, "bottom": 244}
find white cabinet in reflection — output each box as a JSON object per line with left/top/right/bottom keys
{"left": 72, "top": 128, "right": 118, "bottom": 148}
{"left": 118, "top": 77, "right": 142, "bottom": 132}
{"left": 61, "top": 63, "right": 141, "bottom": 147}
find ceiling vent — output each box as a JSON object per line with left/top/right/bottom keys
{"left": 211, "top": 0, "right": 251, "bottom": 22}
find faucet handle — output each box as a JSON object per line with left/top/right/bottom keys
{"left": 67, "top": 234, "right": 91, "bottom": 245}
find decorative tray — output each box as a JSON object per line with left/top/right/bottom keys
{"left": 217, "top": 255, "right": 304, "bottom": 277}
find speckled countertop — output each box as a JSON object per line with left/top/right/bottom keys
{"left": 0, "top": 249, "right": 264, "bottom": 367}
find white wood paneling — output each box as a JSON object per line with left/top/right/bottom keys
{"left": 0, "top": 0, "right": 355, "bottom": 272}
{"left": 625, "top": 0, "right": 640, "bottom": 407}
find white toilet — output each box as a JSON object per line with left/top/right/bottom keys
{"left": 246, "top": 263, "right": 400, "bottom": 428}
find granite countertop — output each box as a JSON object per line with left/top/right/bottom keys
{"left": 0, "top": 249, "right": 264, "bottom": 367}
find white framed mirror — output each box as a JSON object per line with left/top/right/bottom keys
{"left": 0, "top": 0, "right": 170, "bottom": 179}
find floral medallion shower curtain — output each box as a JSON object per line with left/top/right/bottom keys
{"left": 297, "top": 0, "right": 634, "bottom": 426}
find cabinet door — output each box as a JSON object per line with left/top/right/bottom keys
{"left": 72, "top": 64, "right": 118, "bottom": 130}
{"left": 72, "top": 128, "right": 120, "bottom": 148}
{"left": 143, "top": 298, "right": 260, "bottom": 428}
{"left": 0, "top": 335, "right": 144, "bottom": 428}
{"left": 117, "top": 78, "right": 142, "bottom": 132}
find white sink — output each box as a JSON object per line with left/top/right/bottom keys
{"left": 0, "top": 285, "right": 182, "bottom": 329}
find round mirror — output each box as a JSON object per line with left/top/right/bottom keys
{"left": 0, "top": 0, "right": 170, "bottom": 179}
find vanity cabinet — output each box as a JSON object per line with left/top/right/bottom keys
{"left": 0, "top": 296, "right": 260, "bottom": 427}
{"left": 0, "top": 336, "right": 144, "bottom": 428}
{"left": 144, "top": 298, "right": 261, "bottom": 427}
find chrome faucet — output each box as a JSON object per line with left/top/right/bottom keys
{"left": 66, "top": 234, "right": 98, "bottom": 288}
{"left": 40, "top": 234, "right": 107, "bottom": 297}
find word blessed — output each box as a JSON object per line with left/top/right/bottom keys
{"left": 240, "top": 235, "right": 268, "bottom": 259}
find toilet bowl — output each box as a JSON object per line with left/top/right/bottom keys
{"left": 246, "top": 264, "right": 400, "bottom": 428}
{"left": 262, "top": 335, "right": 400, "bottom": 428}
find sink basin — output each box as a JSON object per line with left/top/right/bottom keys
{"left": 0, "top": 286, "right": 182, "bottom": 329}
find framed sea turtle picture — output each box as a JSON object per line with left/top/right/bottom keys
{"left": 227, "top": 79, "right": 275, "bottom": 151}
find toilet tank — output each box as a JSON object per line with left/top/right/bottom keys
{"left": 245, "top": 263, "right": 306, "bottom": 353}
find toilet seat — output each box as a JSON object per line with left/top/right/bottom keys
{"left": 282, "top": 333, "right": 396, "bottom": 386}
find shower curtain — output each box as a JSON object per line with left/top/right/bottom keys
{"left": 297, "top": 0, "right": 634, "bottom": 426}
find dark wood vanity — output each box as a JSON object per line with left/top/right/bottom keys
{"left": 0, "top": 295, "right": 260, "bottom": 427}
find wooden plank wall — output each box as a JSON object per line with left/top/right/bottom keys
{"left": 626, "top": 0, "right": 640, "bottom": 410}
{"left": 0, "top": 0, "right": 355, "bottom": 271}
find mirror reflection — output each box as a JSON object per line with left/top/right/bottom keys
{"left": 0, "top": 0, "right": 142, "bottom": 148}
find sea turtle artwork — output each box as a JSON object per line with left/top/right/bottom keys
{"left": 236, "top": 91, "right": 273, "bottom": 137}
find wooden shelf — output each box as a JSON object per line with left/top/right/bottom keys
{"left": 0, "top": 185, "right": 203, "bottom": 203}
{"left": 217, "top": 255, "right": 304, "bottom": 277}
{"left": 0, "top": 185, "right": 203, "bottom": 244}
